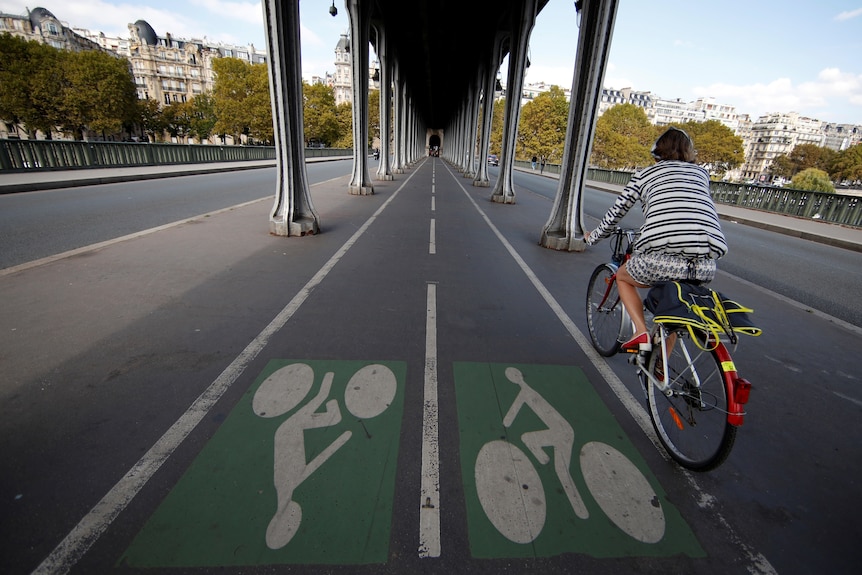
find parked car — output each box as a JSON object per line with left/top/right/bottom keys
{"left": 487, "top": 154, "right": 499, "bottom": 166}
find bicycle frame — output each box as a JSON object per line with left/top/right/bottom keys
{"left": 634, "top": 326, "right": 752, "bottom": 426}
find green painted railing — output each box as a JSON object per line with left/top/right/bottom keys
{"left": 0, "top": 139, "right": 352, "bottom": 172}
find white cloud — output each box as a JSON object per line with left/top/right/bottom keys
{"left": 694, "top": 68, "right": 862, "bottom": 120}
{"left": 834, "top": 7, "right": 862, "bottom": 21}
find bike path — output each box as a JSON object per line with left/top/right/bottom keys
{"left": 3, "top": 159, "right": 770, "bottom": 574}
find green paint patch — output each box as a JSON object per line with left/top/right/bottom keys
{"left": 454, "top": 362, "right": 704, "bottom": 559}
{"left": 118, "top": 360, "right": 406, "bottom": 568}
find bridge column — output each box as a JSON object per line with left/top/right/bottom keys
{"left": 492, "top": 0, "right": 538, "bottom": 204}
{"left": 262, "top": 0, "right": 319, "bottom": 236}
{"left": 473, "top": 35, "right": 504, "bottom": 188}
{"left": 463, "top": 85, "right": 480, "bottom": 179}
{"left": 373, "top": 23, "right": 393, "bottom": 181}
{"left": 392, "top": 70, "right": 405, "bottom": 173}
{"left": 346, "top": 0, "right": 374, "bottom": 195}
{"left": 541, "top": 0, "right": 618, "bottom": 251}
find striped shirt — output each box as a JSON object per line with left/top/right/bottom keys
{"left": 587, "top": 161, "right": 728, "bottom": 259}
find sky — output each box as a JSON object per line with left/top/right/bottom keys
{"left": 2, "top": 0, "right": 861, "bottom": 125}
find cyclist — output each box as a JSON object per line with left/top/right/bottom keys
{"left": 585, "top": 127, "right": 727, "bottom": 352}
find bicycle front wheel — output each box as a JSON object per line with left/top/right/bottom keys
{"left": 646, "top": 331, "right": 737, "bottom": 471}
{"left": 586, "top": 264, "right": 625, "bottom": 356}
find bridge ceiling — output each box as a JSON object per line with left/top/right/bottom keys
{"left": 370, "top": 0, "right": 550, "bottom": 129}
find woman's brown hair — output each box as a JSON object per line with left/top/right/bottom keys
{"left": 651, "top": 127, "right": 696, "bottom": 163}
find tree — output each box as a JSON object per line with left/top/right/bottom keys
{"left": 674, "top": 120, "right": 744, "bottom": 178}
{"left": 517, "top": 85, "right": 569, "bottom": 163}
{"left": 61, "top": 49, "right": 138, "bottom": 139}
{"left": 212, "top": 58, "right": 272, "bottom": 143}
{"left": 162, "top": 101, "right": 193, "bottom": 142}
{"left": 830, "top": 144, "right": 862, "bottom": 183}
{"left": 302, "top": 81, "right": 339, "bottom": 146}
{"left": 136, "top": 98, "right": 165, "bottom": 142}
{"left": 0, "top": 33, "right": 37, "bottom": 136}
{"left": 333, "top": 101, "right": 353, "bottom": 148}
{"left": 772, "top": 144, "right": 838, "bottom": 180}
{"left": 368, "top": 88, "right": 380, "bottom": 148}
{"left": 590, "top": 104, "right": 654, "bottom": 169}
{"left": 188, "top": 93, "right": 217, "bottom": 143}
{"left": 791, "top": 168, "right": 834, "bottom": 193}
{"left": 488, "top": 96, "right": 505, "bottom": 156}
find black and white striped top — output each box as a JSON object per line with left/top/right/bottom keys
{"left": 587, "top": 161, "right": 728, "bottom": 259}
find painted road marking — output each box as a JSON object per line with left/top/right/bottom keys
{"left": 443, "top": 163, "right": 777, "bottom": 573}
{"left": 34, "top": 165, "right": 425, "bottom": 575}
{"left": 419, "top": 283, "right": 441, "bottom": 557}
{"left": 454, "top": 362, "right": 701, "bottom": 559}
{"left": 429, "top": 218, "right": 436, "bottom": 254}
{"left": 117, "top": 360, "right": 406, "bottom": 567}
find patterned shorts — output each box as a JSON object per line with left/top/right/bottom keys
{"left": 626, "top": 251, "right": 717, "bottom": 286}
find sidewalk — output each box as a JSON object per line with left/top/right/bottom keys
{"left": 2, "top": 160, "right": 860, "bottom": 252}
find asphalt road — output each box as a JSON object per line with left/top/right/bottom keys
{"left": 1, "top": 159, "right": 860, "bottom": 575}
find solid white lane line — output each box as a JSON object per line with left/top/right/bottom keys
{"left": 33, "top": 166, "right": 424, "bottom": 575}
{"left": 419, "top": 282, "right": 441, "bottom": 558}
{"left": 443, "top": 163, "right": 777, "bottom": 575}
{"left": 429, "top": 219, "right": 436, "bottom": 255}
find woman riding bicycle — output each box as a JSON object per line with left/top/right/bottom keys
{"left": 585, "top": 127, "right": 727, "bottom": 352}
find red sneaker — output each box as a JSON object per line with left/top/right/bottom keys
{"left": 622, "top": 332, "right": 651, "bottom": 352}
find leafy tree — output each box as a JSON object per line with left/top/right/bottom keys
{"left": 188, "top": 93, "right": 217, "bottom": 143}
{"left": 302, "top": 81, "right": 339, "bottom": 146}
{"left": 368, "top": 88, "right": 380, "bottom": 148}
{"left": 517, "top": 85, "right": 569, "bottom": 163}
{"left": 0, "top": 33, "right": 36, "bottom": 136}
{"left": 789, "top": 143, "right": 837, "bottom": 173}
{"left": 488, "top": 96, "right": 505, "bottom": 156}
{"left": 673, "top": 120, "right": 744, "bottom": 178}
{"left": 61, "top": 49, "right": 138, "bottom": 139}
{"left": 770, "top": 154, "right": 796, "bottom": 179}
{"left": 333, "top": 101, "right": 353, "bottom": 148}
{"left": 246, "top": 63, "right": 273, "bottom": 143}
{"left": 830, "top": 143, "right": 862, "bottom": 183}
{"left": 772, "top": 144, "right": 838, "bottom": 179}
{"left": 791, "top": 168, "right": 834, "bottom": 193}
{"left": 136, "top": 98, "right": 164, "bottom": 142}
{"left": 591, "top": 104, "right": 654, "bottom": 169}
{"left": 162, "top": 101, "right": 192, "bottom": 141}
{"left": 212, "top": 58, "right": 271, "bottom": 143}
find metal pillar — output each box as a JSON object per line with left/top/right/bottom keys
{"left": 541, "top": 0, "right": 618, "bottom": 251}
{"left": 374, "top": 23, "right": 394, "bottom": 181}
{"left": 473, "top": 34, "right": 505, "bottom": 188}
{"left": 346, "top": 0, "right": 374, "bottom": 195}
{"left": 263, "top": 0, "right": 319, "bottom": 236}
{"left": 492, "top": 0, "right": 538, "bottom": 204}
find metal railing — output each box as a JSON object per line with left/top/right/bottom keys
{"left": 0, "top": 139, "right": 352, "bottom": 172}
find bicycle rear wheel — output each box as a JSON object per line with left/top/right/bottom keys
{"left": 586, "top": 264, "right": 625, "bottom": 357}
{"left": 646, "top": 331, "right": 737, "bottom": 471}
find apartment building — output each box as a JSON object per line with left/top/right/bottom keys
{"left": 738, "top": 112, "right": 823, "bottom": 182}
{"left": 0, "top": 6, "right": 106, "bottom": 53}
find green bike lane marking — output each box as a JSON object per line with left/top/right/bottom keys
{"left": 118, "top": 359, "right": 701, "bottom": 568}
{"left": 118, "top": 360, "right": 406, "bottom": 567}
{"left": 454, "top": 362, "right": 703, "bottom": 559}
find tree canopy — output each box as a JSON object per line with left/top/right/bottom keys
{"left": 770, "top": 143, "right": 838, "bottom": 180}
{"left": 517, "top": 86, "right": 569, "bottom": 162}
{"left": 791, "top": 168, "right": 835, "bottom": 193}
{"left": 590, "top": 104, "right": 655, "bottom": 170}
{"left": 302, "top": 81, "right": 339, "bottom": 146}
{"left": 830, "top": 144, "right": 862, "bottom": 183}
{"left": 212, "top": 58, "right": 272, "bottom": 143}
{"left": 672, "top": 119, "right": 744, "bottom": 178}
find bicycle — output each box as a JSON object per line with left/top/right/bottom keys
{"left": 586, "top": 228, "right": 753, "bottom": 471}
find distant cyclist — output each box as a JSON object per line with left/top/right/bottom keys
{"left": 585, "top": 127, "right": 727, "bottom": 352}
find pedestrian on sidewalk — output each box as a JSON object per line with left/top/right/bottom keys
{"left": 531, "top": 155, "right": 537, "bottom": 170}
{"left": 584, "top": 127, "right": 727, "bottom": 353}
{"left": 539, "top": 155, "right": 546, "bottom": 174}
